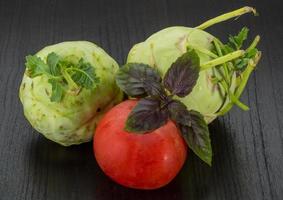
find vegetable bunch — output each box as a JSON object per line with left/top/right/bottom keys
{"left": 19, "top": 6, "right": 262, "bottom": 190}
{"left": 119, "top": 6, "right": 261, "bottom": 165}
{"left": 116, "top": 50, "right": 212, "bottom": 164}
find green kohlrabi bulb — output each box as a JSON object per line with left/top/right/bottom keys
{"left": 127, "top": 7, "right": 261, "bottom": 123}
{"left": 19, "top": 41, "right": 123, "bottom": 146}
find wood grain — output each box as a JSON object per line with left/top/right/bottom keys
{"left": 0, "top": 0, "right": 282, "bottom": 199}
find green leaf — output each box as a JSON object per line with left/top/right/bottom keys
{"left": 234, "top": 48, "right": 258, "bottom": 70}
{"left": 48, "top": 79, "right": 65, "bottom": 102}
{"left": 70, "top": 59, "right": 99, "bottom": 89}
{"left": 125, "top": 97, "right": 169, "bottom": 133}
{"left": 25, "top": 55, "right": 49, "bottom": 78}
{"left": 234, "top": 58, "right": 250, "bottom": 70}
{"left": 24, "top": 53, "right": 99, "bottom": 103}
{"left": 227, "top": 27, "right": 249, "bottom": 50}
{"left": 163, "top": 50, "right": 200, "bottom": 97}
{"left": 47, "top": 52, "right": 61, "bottom": 76}
{"left": 222, "top": 44, "right": 234, "bottom": 54}
{"left": 213, "top": 28, "right": 259, "bottom": 72}
{"left": 246, "top": 48, "right": 258, "bottom": 58}
{"left": 179, "top": 110, "right": 212, "bottom": 166}
{"left": 116, "top": 63, "right": 162, "bottom": 97}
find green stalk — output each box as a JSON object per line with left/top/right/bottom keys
{"left": 61, "top": 69, "right": 80, "bottom": 94}
{"left": 219, "top": 79, "right": 249, "bottom": 111}
{"left": 216, "top": 52, "right": 261, "bottom": 115}
{"left": 200, "top": 50, "right": 245, "bottom": 70}
{"left": 188, "top": 44, "right": 218, "bottom": 58}
{"left": 235, "top": 52, "right": 261, "bottom": 97}
{"left": 246, "top": 35, "right": 260, "bottom": 52}
{"left": 229, "top": 92, "right": 249, "bottom": 110}
{"left": 195, "top": 7, "right": 257, "bottom": 30}
{"left": 42, "top": 72, "right": 63, "bottom": 80}
{"left": 213, "top": 37, "right": 235, "bottom": 73}
{"left": 212, "top": 39, "right": 246, "bottom": 111}
{"left": 213, "top": 39, "right": 229, "bottom": 83}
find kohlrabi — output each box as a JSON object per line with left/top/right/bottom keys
{"left": 127, "top": 7, "right": 261, "bottom": 123}
{"left": 19, "top": 41, "right": 123, "bottom": 146}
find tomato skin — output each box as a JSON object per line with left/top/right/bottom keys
{"left": 93, "top": 100, "right": 187, "bottom": 189}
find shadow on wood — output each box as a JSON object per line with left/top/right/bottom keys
{"left": 25, "top": 119, "right": 236, "bottom": 200}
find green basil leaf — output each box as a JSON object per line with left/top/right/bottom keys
{"left": 163, "top": 50, "right": 200, "bottom": 97}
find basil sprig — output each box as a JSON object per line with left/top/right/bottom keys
{"left": 116, "top": 50, "right": 212, "bottom": 166}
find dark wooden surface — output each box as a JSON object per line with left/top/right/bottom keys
{"left": 0, "top": 0, "right": 283, "bottom": 199}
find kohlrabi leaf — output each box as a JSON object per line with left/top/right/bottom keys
{"left": 24, "top": 52, "right": 99, "bottom": 102}
{"left": 234, "top": 48, "right": 259, "bottom": 70}
{"left": 125, "top": 97, "right": 168, "bottom": 133}
{"left": 48, "top": 79, "right": 65, "bottom": 102}
{"left": 220, "top": 27, "right": 249, "bottom": 55}
{"left": 116, "top": 63, "right": 162, "bottom": 97}
{"left": 47, "top": 52, "right": 61, "bottom": 76}
{"left": 25, "top": 55, "right": 50, "bottom": 78}
{"left": 70, "top": 59, "right": 99, "bottom": 89}
{"left": 179, "top": 110, "right": 212, "bottom": 166}
{"left": 163, "top": 50, "right": 200, "bottom": 97}
{"left": 227, "top": 27, "right": 249, "bottom": 50}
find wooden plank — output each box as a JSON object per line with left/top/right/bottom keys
{"left": 0, "top": 0, "right": 282, "bottom": 199}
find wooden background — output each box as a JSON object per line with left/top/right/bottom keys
{"left": 0, "top": 0, "right": 282, "bottom": 199}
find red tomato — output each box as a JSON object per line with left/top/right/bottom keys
{"left": 93, "top": 100, "right": 187, "bottom": 189}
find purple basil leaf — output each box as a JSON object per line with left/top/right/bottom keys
{"left": 163, "top": 50, "right": 200, "bottom": 97}
{"left": 178, "top": 110, "right": 212, "bottom": 166}
{"left": 116, "top": 63, "right": 162, "bottom": 97}
{"left": 125, "top": 97, "right": 169, "bottom": 133}
{"left": 167, "top": 100, "right": 191, "bottom": 126}
{"left": 144, "top": 81, "right": 167, "bottom": 100}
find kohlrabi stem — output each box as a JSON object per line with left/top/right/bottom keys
{"left": 43, "top": 72, "right": 63, "bottom": 80}
{"left": 246, "top": 35, "right": 260, "bottom": 52}
{"left": 213, "top": 37, "right": 235, "bottom": 73}
{"left": 229, "top": 92, "right": 249, "bottom": 110}
{"left": 200, "top": 50, "right": 245, "bottom": 70}
{"left": 188, "top": 44, "right": 218, "bottom": 58}
{"left": 219, "top": 79, "right": 249, "bottom": 111}
{"left": 235, "top": 52, "right": 261, "bottom": 97}
{"left": 212, "top": 38, "right": 249, "bottom": 111}
{"left": 195, "top": 7, "right": 257, "bottom": 30}
{"left": 216, "top": 51, "right": 261, "bottom": 115}
{"left": 61, "top": 69, "right": 80, "bottom": 93}
{"left": 213, "top": 39, "right": 230, "bottom": 83}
